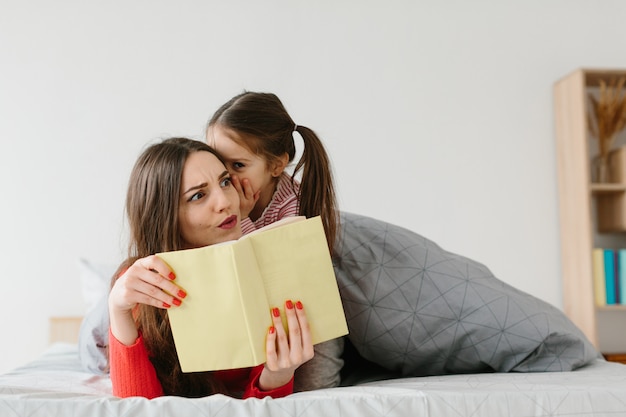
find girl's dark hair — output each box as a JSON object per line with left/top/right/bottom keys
{"left": 208, "top": 91, "right": 339, "bottom": 253}
{"left": 117, "top": 137, "right": 227, "bottom": 397}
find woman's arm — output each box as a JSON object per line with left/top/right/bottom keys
{"left": 242, "top": 364, "right": 293, "bottom": 399}
{"left": 109, "top": 255, "right": 185, "bottom": 345}
{"left": 109, "top": 329, "right": 164, "bottom": 398}
{"left": 258, "top": 300, "right": 315, "bottom": 392}
{"left": 108, "top": 255, "right": 186, "bottom": 398}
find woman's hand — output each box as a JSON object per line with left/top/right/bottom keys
{"left": 259, "top": 300, "right": 315, "bottom": 391}
{"left": 231, "top": 175, "right": 259, "bottom": 219}
{"left": 108, "top": 255, "right": 186, "bottom": 346}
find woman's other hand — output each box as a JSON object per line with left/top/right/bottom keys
{"left": 260, "top": 300, "right": 315, "bottom": 390}
{"left": 108, "top": 255, "right": 186, "bottom": 345}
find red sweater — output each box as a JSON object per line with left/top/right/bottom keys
{"left": 109, "top": 329, "right": 293, "bottom": 399}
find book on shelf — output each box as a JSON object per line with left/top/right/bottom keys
{"left": 593, "top": 247, "right": 626, "bottom": 306}
{"left": 592, "top": 248, "right": 606, "bottom": 306}
{"left": 616, "top": 250, "right": 622, "bottom": 305}
{"left": 156, "top": 215, "right": 349, "bottom": 373}
{"left": 617, "top": 249, "right": 626, "bottom": 304}
{"left": 603, "top": 249, "right": 617, "bottom": 305}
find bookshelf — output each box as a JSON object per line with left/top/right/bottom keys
{"left": 591, "top": 184, "right": 626, "bottom": 194}
{"left": 554, "top": 68, "right": 626, "bottom": 356}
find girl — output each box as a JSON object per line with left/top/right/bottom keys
{"left": 206, "top": 91, "right": 339, "bottom": 254}
{"left": 206, "top": 91, "right": 344, "bottom": 391}
{"left": 108, "top": 138, "right": 314, "bottom": 399}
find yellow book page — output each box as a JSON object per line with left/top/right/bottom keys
{"left": 246, "top": 216, "right": 348, "bottom": 344}
{"left": 592, "top": 248, "right": 606, "bottom": 307}
{"left": 158, "top": 241, "right": 270, "bottom": 372}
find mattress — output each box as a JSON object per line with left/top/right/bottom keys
{"left": 2, "top": 343, "right": 626, "bottom": 416}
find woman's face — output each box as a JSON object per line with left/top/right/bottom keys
{"left": 178, "top": 150, "right": 242, "bottom": 248}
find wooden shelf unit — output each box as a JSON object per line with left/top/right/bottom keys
{"left": 554, "top": 68, "right": 626, "bottom": 354}
{"left": 591, "top": 183, "right": 626, "bottom": 194}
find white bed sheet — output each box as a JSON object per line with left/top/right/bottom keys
{"left": 1, "top": 343, "right": 626, "bottom": 417}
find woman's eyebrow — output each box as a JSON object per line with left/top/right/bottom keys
{"left": 183, "top": 171, "right": 228, "bottom": 195}
{"left": 183, "top": 182, "right": 208, "bottom": 195}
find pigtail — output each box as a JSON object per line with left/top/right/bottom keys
{"left": 292, "top": 125, "right": 339, "bottom": 255}
{"left": 208, "top": 91, "right": 340, "bottom": 255}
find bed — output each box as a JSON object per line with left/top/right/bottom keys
{"left": 3, "top": 212, "right": 626, "bottom": 416}
{"left": 1, "top": 342, "right": 626, "bottom": 416}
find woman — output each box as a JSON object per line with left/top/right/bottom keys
{"left": 108, "top": 137, "right": 314, "bottom": 399}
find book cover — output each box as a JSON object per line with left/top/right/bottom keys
{"left": 157, "top": 216, "right": 349, "bottom": 372}
{"left": 611, "top": 249, "right": 620, "bottom": 305}
{"left": 592, "top": 248, "right": 606, "bottom": 306}
{"left": 604, "top": 249, "right": 617, "bottom": 305}
{"left": 615, "top": 250, "right": 621, "bottom": 305}
{"left": 619, "top": 249, "right": 626, "bottom": 305}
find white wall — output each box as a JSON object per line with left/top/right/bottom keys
{"left": 2, "top": 0, "right": 626, "bottom": 374}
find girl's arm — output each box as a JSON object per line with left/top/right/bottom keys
{"left": 293, "top": 338, "right": 344, "bottom": 391}
{"left": 241, "top": 192, "right": 299, "bottom": 235}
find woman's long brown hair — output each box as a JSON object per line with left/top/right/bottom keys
{"left": 117, "top": 137, "right": 228, "bottom": 397}
{"left": 207, "top": 92, "right": 339, "bottom": 254}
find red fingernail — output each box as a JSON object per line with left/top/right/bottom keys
{"left": 269, "top": 326, "right": 275, "bottom": 334}
{"left": 172, "top": 298, "right": 182, "bottom": 306}
{"left": 296, "top": 301, "right": 303, "bottom": 310}
{"left": 168, "top": 272, "right": 176, "bottom": 280}
{"left": 272, "top": 307, "right": 280, "bottom": 317}
{"left": 163, "top": 302, "right": 171, "bottom": 308}
{"left": 286, "top": 300, "right": 294, "bottom": 309}
{"left": 177, "top": 289, "right": 187, "bottom": 299}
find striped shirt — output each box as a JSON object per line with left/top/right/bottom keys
{"left": 241, "top": 173, "right": 300, "bottom": 235}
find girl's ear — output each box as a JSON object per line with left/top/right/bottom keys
{"left": 271, "top": 153, "right": 289, "bottom": 177}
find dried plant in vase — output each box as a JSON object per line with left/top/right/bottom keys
{"left": 587, "top": 76, "right": 626, "bottom": 182}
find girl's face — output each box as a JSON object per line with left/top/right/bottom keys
{"left": 208, "top": 125, "right": 284, "bottom": 212}
{"left": 178, "top": 151, "right": 242, "bottom": 248}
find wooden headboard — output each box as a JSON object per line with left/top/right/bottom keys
{"left": 49, "top": 316, "right": 83, "bottom": 344}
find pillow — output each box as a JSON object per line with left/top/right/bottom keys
{"left": 333, "top": 212, "right": 600, "bottom": 376}
{"left": 78, "top": 258, "right": 116, "bottom": 312}
{"left": 77, "top": 258, "right": 117, "bottom": 374}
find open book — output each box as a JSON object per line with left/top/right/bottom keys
{"left": 157, "top": 216, "right": 349, "bottom": 372}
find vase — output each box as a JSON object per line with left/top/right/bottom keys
{"left": 593, "top": 155, "right": 610, "bottom": 183}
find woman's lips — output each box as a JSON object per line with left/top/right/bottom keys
{"left": 218, "top": 215, "right": 238, "bottom": 229}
